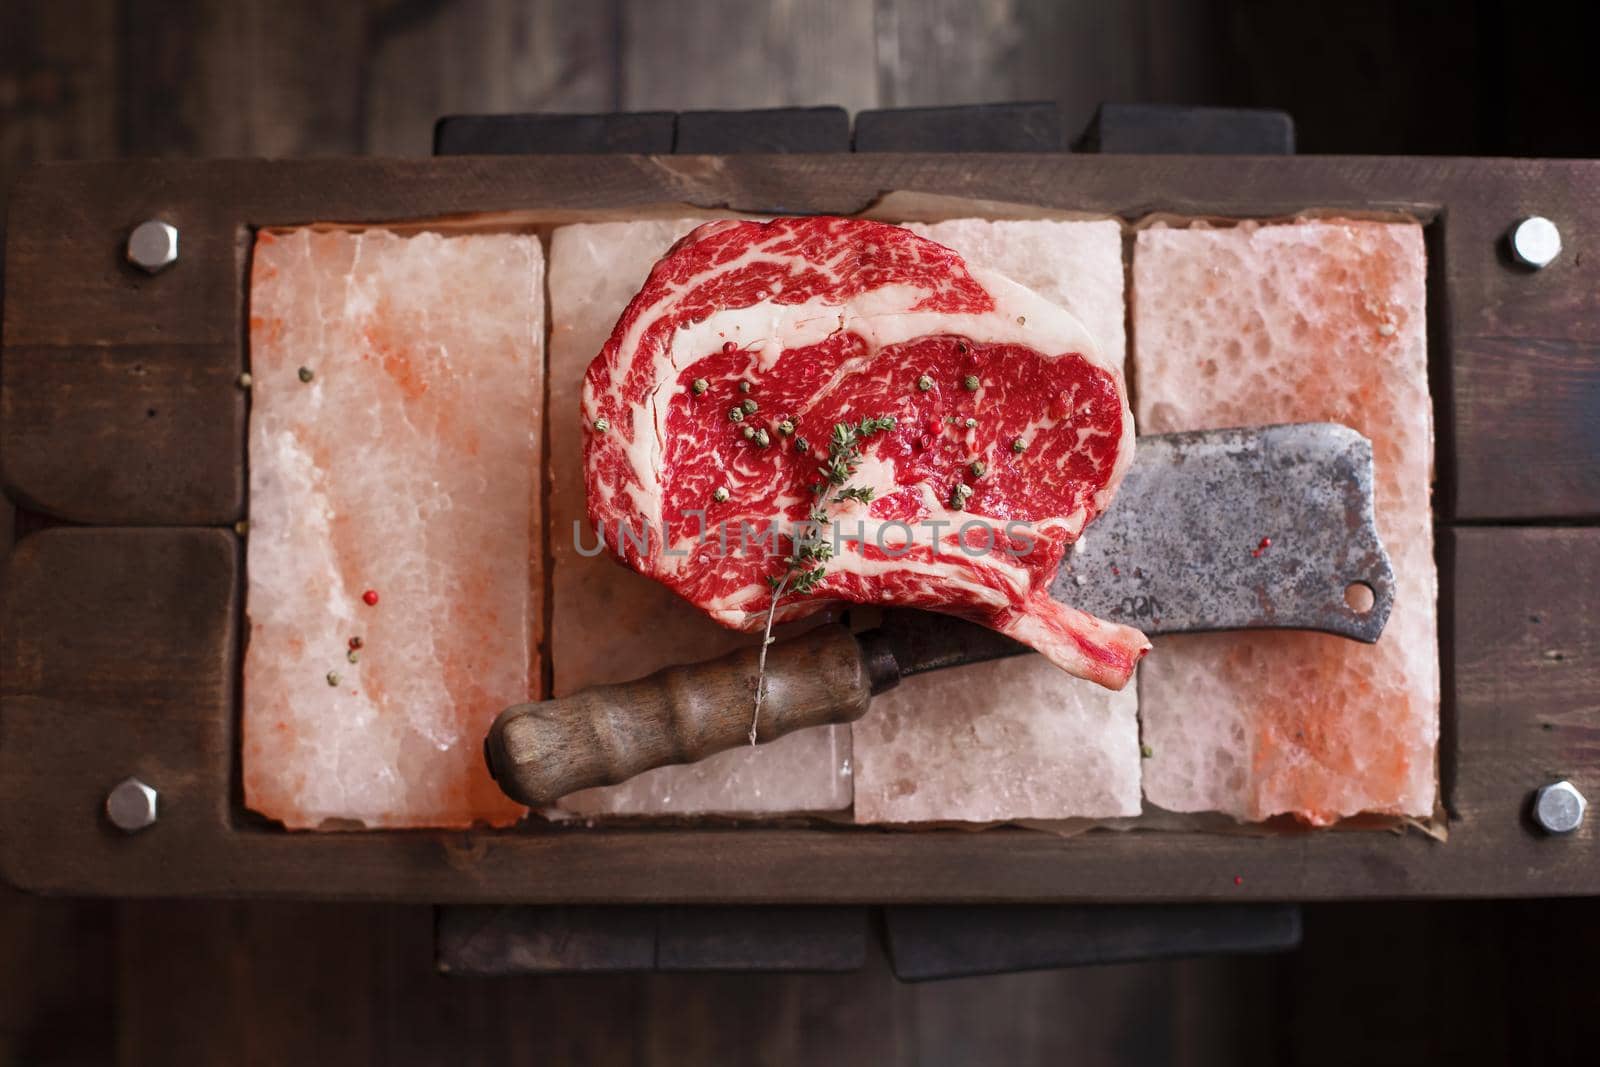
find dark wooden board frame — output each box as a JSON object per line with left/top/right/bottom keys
{"left": 2, "top": 155, "right": 1597, "bottom": 902}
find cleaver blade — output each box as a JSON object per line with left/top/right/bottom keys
{"left": 866, "top": 421, "right": 1396, "bottom": 679}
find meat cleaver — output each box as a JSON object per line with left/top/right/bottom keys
{"left": 486, "top": 422, "right": 1395, "bottom": 806}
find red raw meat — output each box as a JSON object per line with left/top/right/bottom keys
{"left": 581, "top": 217, "right": 1148, "bottom": 689}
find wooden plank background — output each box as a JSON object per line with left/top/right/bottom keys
{"left": 2, "top": 1, "right": 1597, "bottom": 1064}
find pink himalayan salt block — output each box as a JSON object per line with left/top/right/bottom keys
{"left": 243, "top": 228, "right": 542, "bottom": 829}
{"left": 853, "top": 219, "right": 1142, "bottom": 823}
{"left": 548, "top": 219, "right": 852, "bottom": 817}
{"left": 1131, "top": 219, "right": 1438, "bottom": 824}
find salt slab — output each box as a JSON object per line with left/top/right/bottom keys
{"left": 243, "top": 229, "right": 542, "bottom": 829}
{"left": 548, "top": 219, "right": 852, "bottom": 817}
{"left": 1132, "top": 220, "right": 1438, "bottom": 824}
{"left": 853, "top": 219, "right": 1142, "bottom": 823}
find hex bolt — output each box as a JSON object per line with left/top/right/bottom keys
{"left": 1507, "top": 216, "right": 1561, "bottom": 269}
{"left": 1532, "top": 780, "right": 1586, "bottom": 834}
{"left": 127, "top": 219, "right": 179, "bottom": 273}
{"left": 106, "top": 777, "right": 159, "bottom": 833}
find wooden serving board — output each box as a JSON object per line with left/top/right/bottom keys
{"left": 2, "top": 155, "right": 1596, "bottom": 903}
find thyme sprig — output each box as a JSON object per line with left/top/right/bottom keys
{"left": 749, "top": 412, "right": 896, "bottom": 744}
{"left": 833, "top": 486, "right": 875, "bottom": 506}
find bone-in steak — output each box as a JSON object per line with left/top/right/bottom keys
{"left": 582, "top": 217, "right": 1149, "bottom": 689}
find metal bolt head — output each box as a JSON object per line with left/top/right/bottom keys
{"left": 106, "top": 777, "right": 158, "bottom": 832}
{"left": 127, "top": 220, "right": 179, "bottom": 273}
{"left": 1533, "top": 780, "right": 1586, "bottom": 834}
{"left": 1508, "top": 216, "right": 1561, "bottom": 269}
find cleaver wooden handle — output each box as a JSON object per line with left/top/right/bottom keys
{"left": 484, "top": 625, "right": 898, "bottom": 807}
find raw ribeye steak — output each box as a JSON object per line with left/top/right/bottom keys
{"left": 582, "top": 216, "right": 1149, "bottom": 689}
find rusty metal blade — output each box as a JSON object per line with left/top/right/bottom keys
{"left": 870, "top": 422, "right": 1396, "bottom": 679}
{"left": 1063, "top": 422, "right": 1394, "bottom": 641}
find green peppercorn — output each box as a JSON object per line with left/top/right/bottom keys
{"left": 729, "top": 406, "right": 745, "bottom": 423}
{"left": 298, "top": 366, "right": 314, "bottom": 383}
{"left": 778, "top": 419, "right": 795, "bottom": 436}
{"left": 592, "top": 417, "right": 610, "bottom": 433}
{"left": 739, "top": 380, "right": 752, "bottom": 394}
{"left": 1141, "top": 744, "right": 1154, "bottom": 759}
{"left": 754, "top": 428, "right": 771, "bottom": 448}
{"left": 916, "top": 374, "right": 934, "bottom": 392}
{"left": 742, "top": 398, "right": 758, "bottom": 415}
{"left": 949, "top": 483, "right": 973, "bottom": 510}
{"left": 713, "top": 487, "right": 729, "bottom": 503}
{"left": 743, "top": 425, "right": 756, "bottom": 440}
{"left": 970, "top": 460, "right": 986, "bottom": 478}
{"left": 691, "top": 378, "right": 709, "bottom": 396}
{"left": 347, "top": 650, "right": 360, "bottom": 664}
{"left": 1012, "top": 437, "right": 1027, "bottom": 453}
{"left": 963, "top": 374, "right": 980, "bottom": 391}
{"left": 326, "top": 671, "right": 341, "bottom": 687}
{"left": 795, "top": 437, "right": 810, "bottom": 453}
{"left": 964, "top": 417, "right": 977, "bottom": 429}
